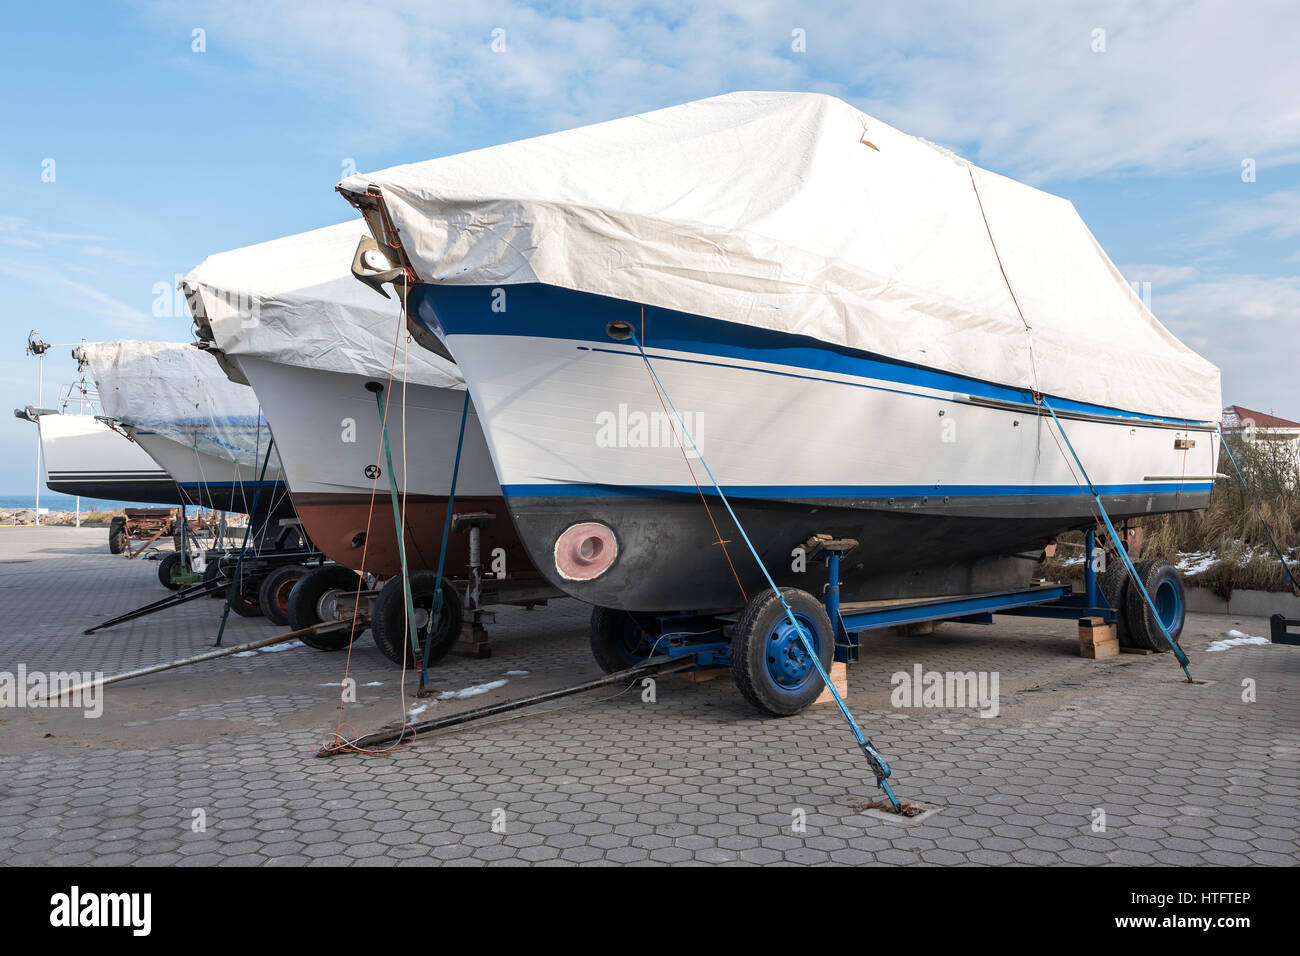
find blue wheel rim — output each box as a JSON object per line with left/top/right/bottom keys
{"left": 1154, "top": 579, "right": 1182, "bottom": 631}
{"left": 619, "top": 615, "right": 656, "bottom": 658}
{"left": 765, "top": 612, "right": 821, "bottom": 691}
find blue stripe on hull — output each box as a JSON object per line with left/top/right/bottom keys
{"left": 413, "top": 282, "right": 1216, "bottom": 427}
{"left": 503, "top": 482, "right": 1214, "bottom": 500}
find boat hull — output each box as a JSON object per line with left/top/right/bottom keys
{"left": 34, "top": 412, "right": 186, "bottom": 506}
{"left": 232, "top": 357, "right": 532, "bottom": 577}
{"left": 130, "top": 432, "right": 286, "bottom": 515}
{"left": 413, "top": 282, "right": 1220, "bottom": 612}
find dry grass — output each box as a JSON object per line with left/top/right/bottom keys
{"left": 79, "top": 510, "right": 125, "bottom": 526}
{"left": 1138, "top": 433, "right": 1299, "bottom": 596}
{"left": 1038, "top": 433, "right": 1299, "bottom": 596}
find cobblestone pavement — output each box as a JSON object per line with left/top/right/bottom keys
{"left": 1, "top": 527, "right": 1296, "bottom": 866}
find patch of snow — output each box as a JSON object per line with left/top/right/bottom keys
{"left": 505, "top": 670, "right": 529, "bottom": 676}
{"left": 1207, "top": 630, "right": 1270, "bottom": 652}
{"left": 259, "top": 640, "right": 303, "bottom": 653}
{"left": 438, "top": 679, "right": 508, "bottom": 701}
{"left": 408, "top": 702, "right": 431, "bottom": 717}
{"left": 1177, "top": 552, "right": 1217, "bottom": 576}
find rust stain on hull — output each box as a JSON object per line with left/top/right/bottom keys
{"left": 292, "top": 493, "right": 536, "bottom": 578}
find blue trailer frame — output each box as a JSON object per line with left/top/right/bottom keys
{"left": 643, "top": 526, "right": 1119, "bottom": 670}
{"left": 826, "top": 527, "right": 1115, "bottom": 663}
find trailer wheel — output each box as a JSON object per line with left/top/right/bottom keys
{"left": 225, "top": 574, "right": 264, "bottom": 618}
{"left": 731, "top": 587, "right": 833, "bottom": 717}
{"left": 258, "top": 564, "right": 310, "bottom": 628}
{"left": 203, "top": 559, "right": 226, "bottom": 597}
{"left": 287, "top": 564, "right": 365, "bottom": 650}
{"left": 157, "top": 551, "right": 184, "bottom": 591}
{"left": 1124, "top": 559, "right": 1185, "bottom": 653}
{"left": 108, "top": 517, "right": 127, "bottom": 554}
{"left": 588, "top": 607, "right": 660, "bottom": 675}
{"left": 372, "top": 573, "right": 463, "bottom": 667}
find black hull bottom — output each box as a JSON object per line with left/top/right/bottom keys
{"left": 45, "top": 478, "right": 189, "bottom": 507}
{"left": 508, "top": 490, "right": 1210, "bottom": 612}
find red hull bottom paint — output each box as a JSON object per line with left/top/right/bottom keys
{"left": 292, "top": 494, "right": 535, "bottom": 578}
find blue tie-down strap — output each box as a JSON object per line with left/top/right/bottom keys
{"left": 1039, "top": 399, "right": 1193, "bottom": 680}
{"left": 628, "top": 328, "right": 905, "bottom": 811}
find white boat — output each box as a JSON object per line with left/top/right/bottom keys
{"left": 339, "top": 92, "right": 1223, "bottom": 613}
{"left": 15, "top": 405, "right": 183, "bottom": 506}
{"left": 79, "top": 341, "right": 289, "bottom": 516}
{"left": 182, "top": 221, "right": 530, "bottom": 577}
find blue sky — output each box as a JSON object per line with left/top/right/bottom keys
{"left": 2, "top": 0, "right": 1298, "bottom": 494}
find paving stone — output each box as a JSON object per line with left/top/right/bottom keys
{"left": 1, "top": 527, "right": 1297, "bottom": 866}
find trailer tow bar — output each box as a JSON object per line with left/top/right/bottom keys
{"left": 42, "top": 620, "right": 353, "bottom": 700}
{"left": 83, "top": 577, "right": 231, "bottom": 634}
{"left": 318, "top": 655, "right": 696, "bottom": 756}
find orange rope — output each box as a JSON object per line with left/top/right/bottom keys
{"left": 636, "top": 306, "right": 748, "bottom": 604}
{"left": 318, "top": 281, "right": 418, "bottom": 755}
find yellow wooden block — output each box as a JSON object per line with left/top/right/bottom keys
{"left": 814, "top": 661, "right": 849, "bottom": 703}
{"left": 1079, "top": 618, "right": 1119, "bottom": 659}
{"left": 682, "top": 668, "right": 728, "bottom": 683}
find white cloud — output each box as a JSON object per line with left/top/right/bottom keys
{"left": 137, "top": 0, "right": 1300, "bottom": 181}
{"left": 0, "top": 259, "right": 157, "bottom": 331}
{"left": 1154, "top": 274, "right": 1300, "bottom": 414}
{"left": 1199, "top": 188, "right": 1300, "bottom": 244}
{"left": 0, "top": 215, "right": 111, "bottom": 249}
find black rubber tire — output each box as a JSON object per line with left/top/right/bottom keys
{"left": 588, "top": 607, "right": 663, "bottom": 675}
{"left": 286, "top": 564, "right": 365, "bottom": 650}
{"left": 108, "top": 518, "right": 126, "bottom": 555}
{"left": 1098, "top": 561, "right": 1132, "bottom": 646}
{"left": 371, "top": 572, "right": 463, "bottom": 667}
{"left": 157, "top": 551, "right": 184, "bottom": 590}
{"left": 225, "top": 573, "right": 264, "bottom": 618}
{"left": 203, "top": 558, "right": 225, "bottom": 597}
{"left": 1124, "top": 559, "right": 1185, "bottom": 653}
{"left": 258, "top": 564, "right": 310, "bottom": 628}
{"left": 730, "top": 587, "right": 833, "bottom": 717}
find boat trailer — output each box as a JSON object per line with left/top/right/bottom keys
{"left": 83, "top": 544, "right": 323, "bottom": 634}
{"left": 315, "top": 523, "right": 1152, "bottom": 815}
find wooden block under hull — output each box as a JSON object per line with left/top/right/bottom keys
{"left": 1078, "top": 617, "right": 1119, "bottom": 659}
{"left": 814, "top": 661, "right": 849, "bottom": 703}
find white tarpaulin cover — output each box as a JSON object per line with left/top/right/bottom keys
{"left": 81, "top": 340, "right": 281, "bottom": 470}
{"left": 182, "top": 220, "right": 463, "bottom": 389}
{"left": 339, "top": 91, "right": 1220, "bottom": 422}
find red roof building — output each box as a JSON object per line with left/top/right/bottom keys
{"left": 1222, "top": 405, "right": 1300, "bottom": 431}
